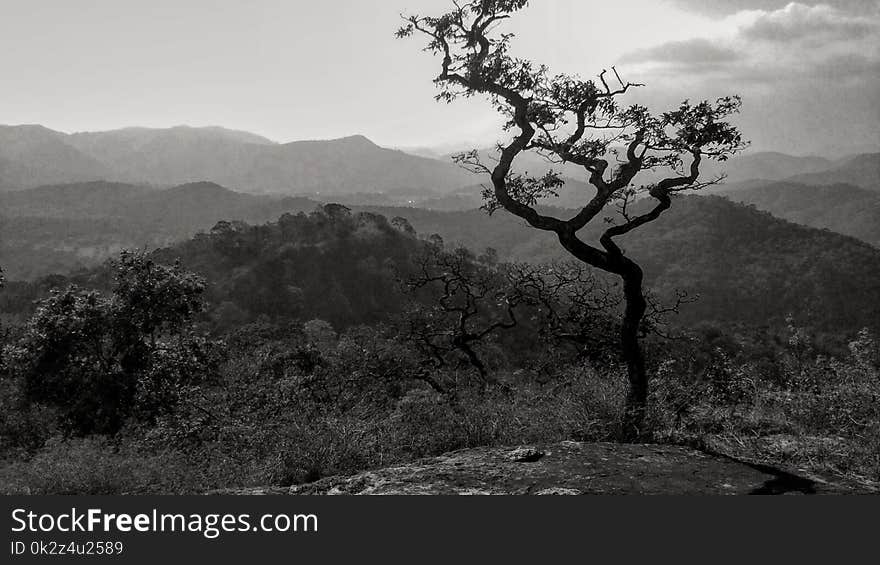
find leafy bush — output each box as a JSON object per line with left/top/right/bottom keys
{"left": 3, "top": 252, "right": 223, "bottom": 435}
{"left": 646, "top": 325, "right": 880, "bottom": 482}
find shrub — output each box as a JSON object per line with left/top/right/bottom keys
{"left": 4, "top": 252, "right": 222, "bottom": 435}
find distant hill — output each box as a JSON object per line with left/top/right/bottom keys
{"left": 720, "top": 181, "right": 880, "bottom": 247}
{"left": 701, "top": 151, "right": 835, "bottom": 184}
{"left": 63, "top": 126, "right": 277, "bottom": 189}
{"left": 0, "top": 125, "right": 475, "bottom": 195}
{"left": 786, "top": 153, "right": 880, "bottom": 191}
{"left": 0, "top": 180, "right": 317, "bottom": 226}
{"left": 0, "top": 181, "right": 319, "bottom": 279}
{"left": 0, "top": 125, "right": 110, "bottom": 189}
{"left": 222, "top": 135, "right": 473, "bottom": 194}
{"left": 0, "top": 181, "right": 154, "bottom": 217}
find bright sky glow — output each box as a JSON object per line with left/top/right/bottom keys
{"left": 0, "top": 0, "right": 876, "bottom": 155}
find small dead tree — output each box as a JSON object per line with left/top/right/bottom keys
{"left": 402, "top": 244, "right": 520, "bottom": 385}
{"left": 398, "top": 0, "right": 746, "bottom": 436}
{"left": 505, "top": 261, "right": 620, "bottom": 358}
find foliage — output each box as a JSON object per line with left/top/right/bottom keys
{"left": 142, "top": 205, "right": 430, "bottom": 330}
{"left": 4, "top": 314, "right": 877, "bottom": 494}
{"left": 725, "top": 181, "right": 880, "bottom": 248}
{"left": 647, "top": 321, "right": 880, "bottom": 482}
{"left": 3, "top": 252, "right": 222, "bottom": 435}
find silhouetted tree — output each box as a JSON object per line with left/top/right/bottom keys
{"left": 398, "top": 0, "right": 746, "bottom": 435}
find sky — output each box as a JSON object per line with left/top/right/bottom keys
{"left": 0, "top": 0, "right": 877, "bottom": 156}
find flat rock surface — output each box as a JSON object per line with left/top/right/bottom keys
{"left": 219, "top": 441, "right": 864, "bottom": 495}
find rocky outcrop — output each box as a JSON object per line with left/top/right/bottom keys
{"left": 221, "top": 441, "right": 860, "bottom": 495}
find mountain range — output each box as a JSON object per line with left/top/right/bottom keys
{"left": 0, "top": 125, "right": 474, "bottom": 195}
{"left": 1, "top": 123, "right": 877, "bottom": 199}
{"left": 785, "top": 153, "right": 880, "bottom": 191}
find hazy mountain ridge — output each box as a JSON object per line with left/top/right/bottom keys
{"left": 2, "top": 123, "right": 875, "bottom": 199}
{"left": 0, "top": 125, "right": 111, "bottom": 189}
{"left": 786, "top": 153, "right": 880, "bottom": 191}
{"left": 0, "top": 125, "right": 474, "bottom": 195}
{"left": 0, "top": 180, "right": 316, "bottom": 221}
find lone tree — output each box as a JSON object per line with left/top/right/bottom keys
{"left": 398, "top": 0, "right": 746, "bottom": 435}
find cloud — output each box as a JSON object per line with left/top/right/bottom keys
{"left": 619, "top": 38, "right": 742, "bottom": 68}
{"left": 616, "top": 2, "right": 880, "bottom": 155}
{"left": 740, "top": 2, "right": 878, "bottom": 42}
{"left": 620, "top": 3, "right": 880, "bottom": 84}
{"left": 666, "top": 0, "right": 880, "bottom": 16}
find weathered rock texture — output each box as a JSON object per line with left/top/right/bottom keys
{"left": 221, "top": 442, "right": 864, "bottom": 495}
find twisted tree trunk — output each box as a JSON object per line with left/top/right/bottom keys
{"left": 620, "top": 268, "right": 649, "bottom": 439}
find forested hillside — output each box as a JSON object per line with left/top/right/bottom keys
{"left": 721, "top": 182, "right": 880, "bottom": 247}
{"left": 151, "top": 206, "right": 427, "bottom": 329}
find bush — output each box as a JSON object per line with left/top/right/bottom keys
{"left": 4, "top": 252, "right": 222, "bottom": 435}
{"left": 645, "top": 328, "right": 880, "bottom": 482}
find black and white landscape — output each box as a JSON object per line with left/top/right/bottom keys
{"left": 0, "top": 0, "right": 878, "bottom": 495}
